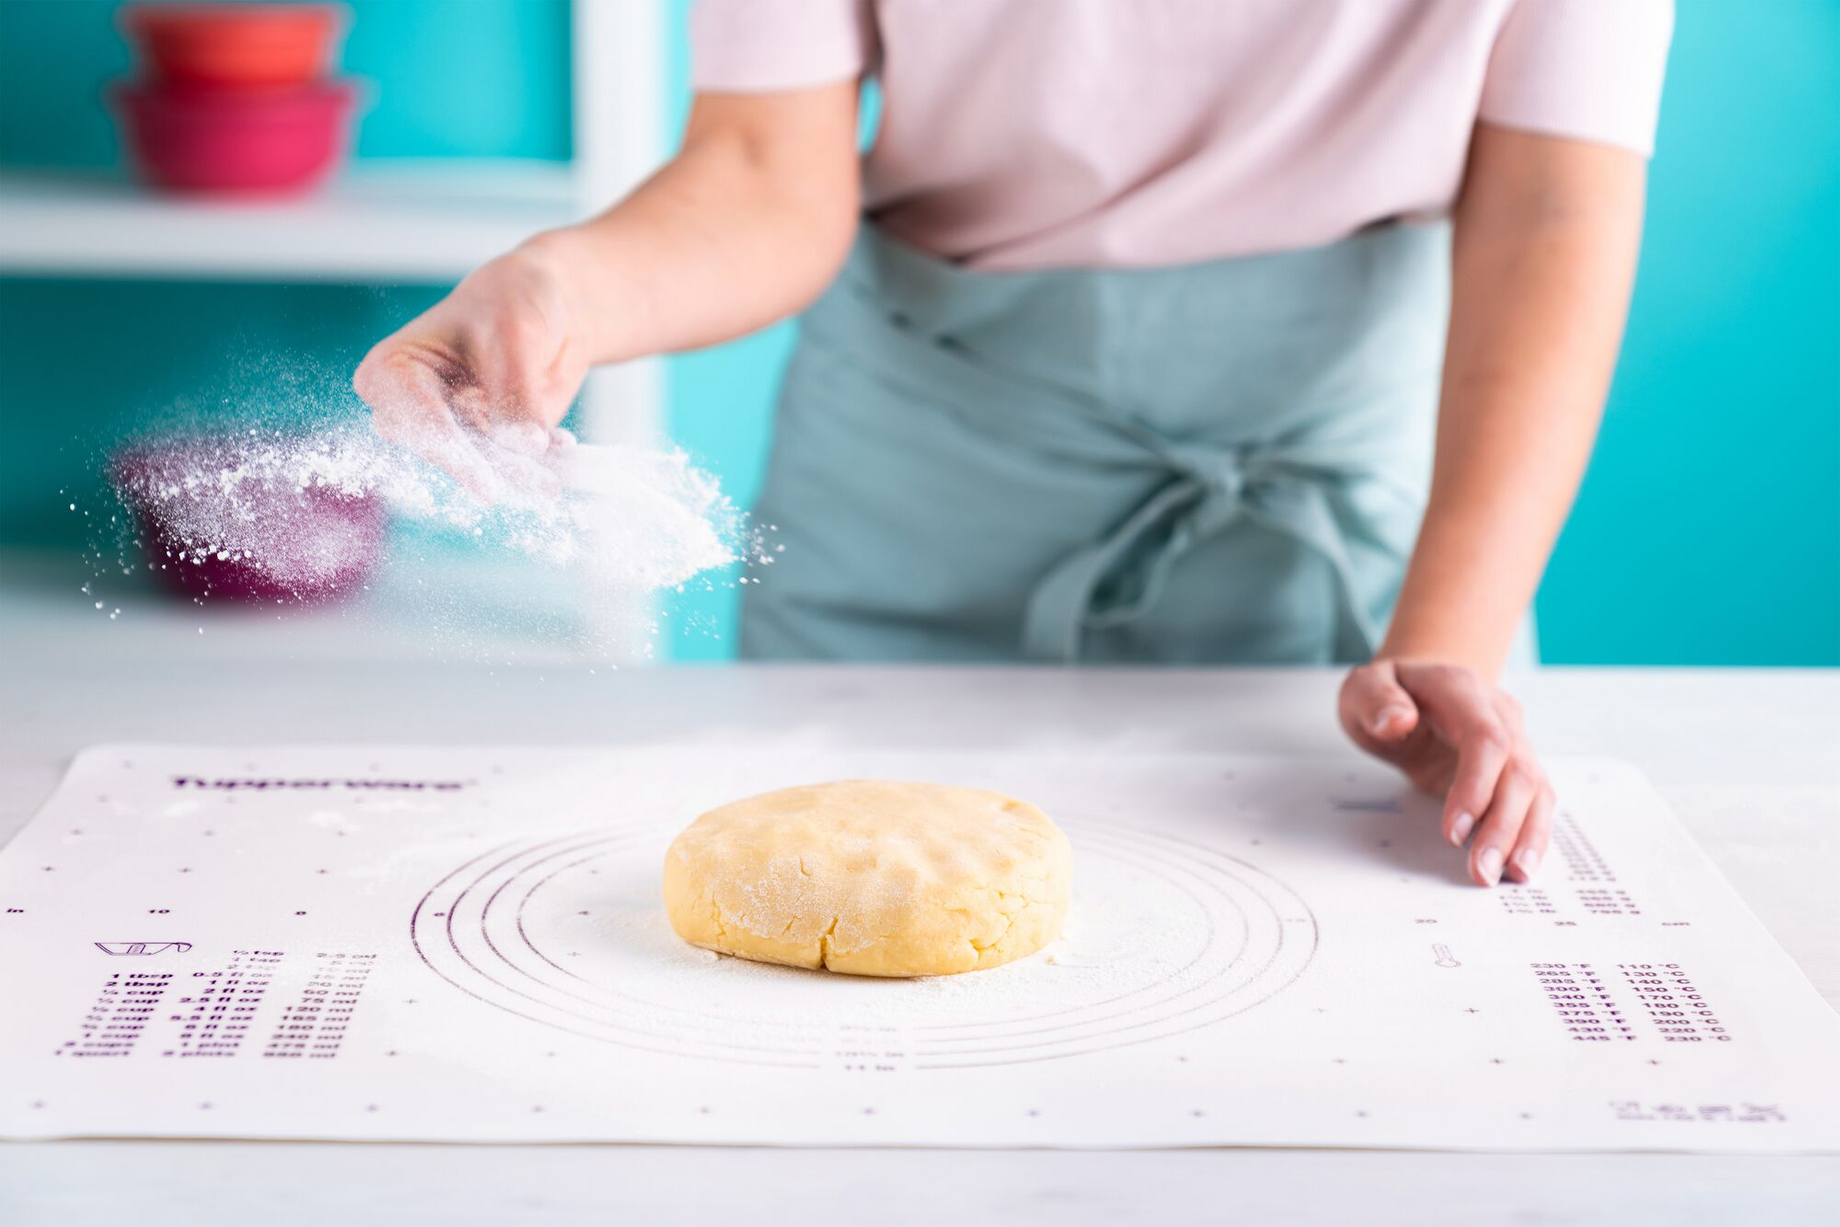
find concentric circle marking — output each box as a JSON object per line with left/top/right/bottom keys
{"left": 409, "top": 815, "right": 1316, "bottom": 1068}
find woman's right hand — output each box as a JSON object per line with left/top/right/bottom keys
{"left": 355, "top": 83, "right": 862, "bottom": 500}
{"left": 353, "top": 240, "right": 589, "bottom": 501}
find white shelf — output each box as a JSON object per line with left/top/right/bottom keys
{"left": 0, "top": 160, "right": 584, "bottom": 282}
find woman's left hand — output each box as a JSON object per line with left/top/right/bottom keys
{"left": 1338, "top": 659, "right": 1552, "bottom": 887}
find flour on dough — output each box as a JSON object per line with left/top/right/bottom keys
{"left": 661, "top": 780, "right": 1072, "bottom": 977}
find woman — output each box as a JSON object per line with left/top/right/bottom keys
{"left": 355, "top": 1, "right": 1673, "bottom": 887}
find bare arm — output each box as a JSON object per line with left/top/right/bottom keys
{"left": 353, "top": 84, "right": 861, "bottom": 494}
{"left": 1342, "top": 124, "right": 1648, "bottom": 886}
{"left": 1386, "top": 123, "right": 1647, "bottom": 673}
{"left": 528, "top": 85, "right": 863, "bottom": 364}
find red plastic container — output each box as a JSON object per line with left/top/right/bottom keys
{"left": 111, "top": 436, "right": 388, "bottom": 606}
{"left": 112, "top": 79, "right": 359, "bottom": 195}
{"left": 121, "top": 3, "right": 346, "bottom": 92}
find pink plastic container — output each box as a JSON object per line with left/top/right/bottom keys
{"left": 121, "top": 3, "right": 346, "bottom": 92}
{"left": 111, "top": 79, "right": 359, "bottom": 196}
{"left": 111, "top": 436, "right": 388, "bottom": 606}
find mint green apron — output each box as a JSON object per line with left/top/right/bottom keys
{"left": 740, "top": 222, "right": 1455, "bottom": 664}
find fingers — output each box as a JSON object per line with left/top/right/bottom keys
{"left": 354, "top": 352, "right": 502, "bottom": 502}
{"left": 1402, "top": 666, "right": 1510, "bottom": 850}
{"left": 1507, "top": 780, "right": 1555, "bottom": 884}
{"left": 1468, "top": 761, "right": 1541, "bottom": 886}
{"left": 484, "top": 440, "right": 563, "bottom": 508}
{"left": 1442, "top": 726, "right": 1507, "bottom": 851}
{"left": 491, "top": 420, "right": 552, "bottom": 457}
{"left": 1340, "top": 660, "right": 1421, "bottom": 746}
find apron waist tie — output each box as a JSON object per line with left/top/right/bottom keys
{"left": 1019, "top": 443, "right": 1380, "bottom": 662}
{"left": 828, "top": 281, "right": 1396, "bottom": 665}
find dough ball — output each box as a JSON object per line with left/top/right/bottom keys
{"left": 662, "top": 779, "right": 1072, "bottom": 977}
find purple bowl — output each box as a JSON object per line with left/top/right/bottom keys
{"left": 110, "top": 433, "right": 387, "bottom": 604}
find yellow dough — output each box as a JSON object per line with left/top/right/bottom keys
{"left": 662, "top": 780, "right": 1072, "bottom": 977}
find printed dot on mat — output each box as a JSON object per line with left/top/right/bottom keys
{"left": 531, "top": 1106, "right": 545, "bottom": 1113}
{"left": 294, "top": 911, "right": 307, "bottom": 916}
{"left": 1027, "top": 1109, "right": 1040, "bottom": 1117}
{"left": 366, "top": 1105, "right": 380, "bottom": 1113}
{"left": 1355, "top": 1110, "right": 1369, "bottom": 1118}
{"left": 1191, "top": 1110, "right": 1206, "bottom": 1117}
{"left": 862, "top": 1108, "right": 876, "bottom": 1116}
{"left": 199, "top": 1102, "right": 212, "bottom": 1110}
{"left": 698, "top": 1107, "right": 711, "bottom": 1115}
{"left": 1521, "top": 1113, "right": 1535, "bottom": 1120}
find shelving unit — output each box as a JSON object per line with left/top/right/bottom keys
{"left": 0, "top": 1, "right": 670, "bottom": 661}
{"left": 0, "top": 160, "right": 582, "bottom": 282}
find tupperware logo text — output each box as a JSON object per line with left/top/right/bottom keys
{"left": 168, "top": 776, "right": 473, "bottom": 791}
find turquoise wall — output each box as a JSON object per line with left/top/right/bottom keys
{"left": 1538, "top": 3, "right": 1840, "bottom": 665}
{"left": 2, "top": 0, "right": 1835, "bottom": 664}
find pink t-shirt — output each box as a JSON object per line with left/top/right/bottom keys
{"left": 691, "top": 0, "right": 1674, "bottom": 269}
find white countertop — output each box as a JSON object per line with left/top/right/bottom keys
{"left": 1, "top": 658, "right": 1836, "bottom": 1226}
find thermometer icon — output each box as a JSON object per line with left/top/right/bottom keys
{"left": 94, "top": 941, "right": 192, "bottom": 956}
{"left": 1432, "top": 944, "right": 1460, "bottom": 968}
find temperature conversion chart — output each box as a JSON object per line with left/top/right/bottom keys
{"left": 2, "top": 744, "right": 1837, "bottom": 1152}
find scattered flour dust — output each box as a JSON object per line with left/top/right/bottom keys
{"left": 554, "top": 442, "right": 737, "bottom": 591}
{"left": 96, "top": 420, "right": 751, "bottom": 656}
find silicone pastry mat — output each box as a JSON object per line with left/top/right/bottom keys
{"left": 3, "top": 744, "right": 1836, "bottom": 1152}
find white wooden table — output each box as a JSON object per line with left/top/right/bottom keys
{"left": 2, "top": 659, "right": 1836, "bottom": 1226}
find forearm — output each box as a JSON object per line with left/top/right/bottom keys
{"left": 1382, "top": 125, "right": 1647, "bottom": 676}
{"left": 519, "top": 84, "right": 862, "bottom": 365}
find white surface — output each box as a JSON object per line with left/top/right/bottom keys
{"left": 0, "top": 163, "right": 583, "bottom": 282}
{"left": 12, "top": 746, "right": 1831, "bottom": 1151}
{"left": 0, "top": 662, "right": 1836, "bottom": 1223}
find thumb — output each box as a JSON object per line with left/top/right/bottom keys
{"left": 1341, "top": 661, "right": 1420, "bottom": 743}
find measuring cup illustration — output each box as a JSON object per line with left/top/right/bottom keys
{"left": 1431, "top": 943, "right": 1460, "bottom": 968}
{"left": 94, "top": 941, "right": 192, "bottom": 956}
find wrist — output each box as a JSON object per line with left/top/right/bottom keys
{"left": 1373, "top": 628, "right": 1505, "bottom": 679}
{"left": 514, "top": 228, "right": 632, "bottom": 364}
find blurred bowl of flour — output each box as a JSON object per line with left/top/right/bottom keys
{"left": 110, "top": 431, "right": 388, "bottom": 605}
